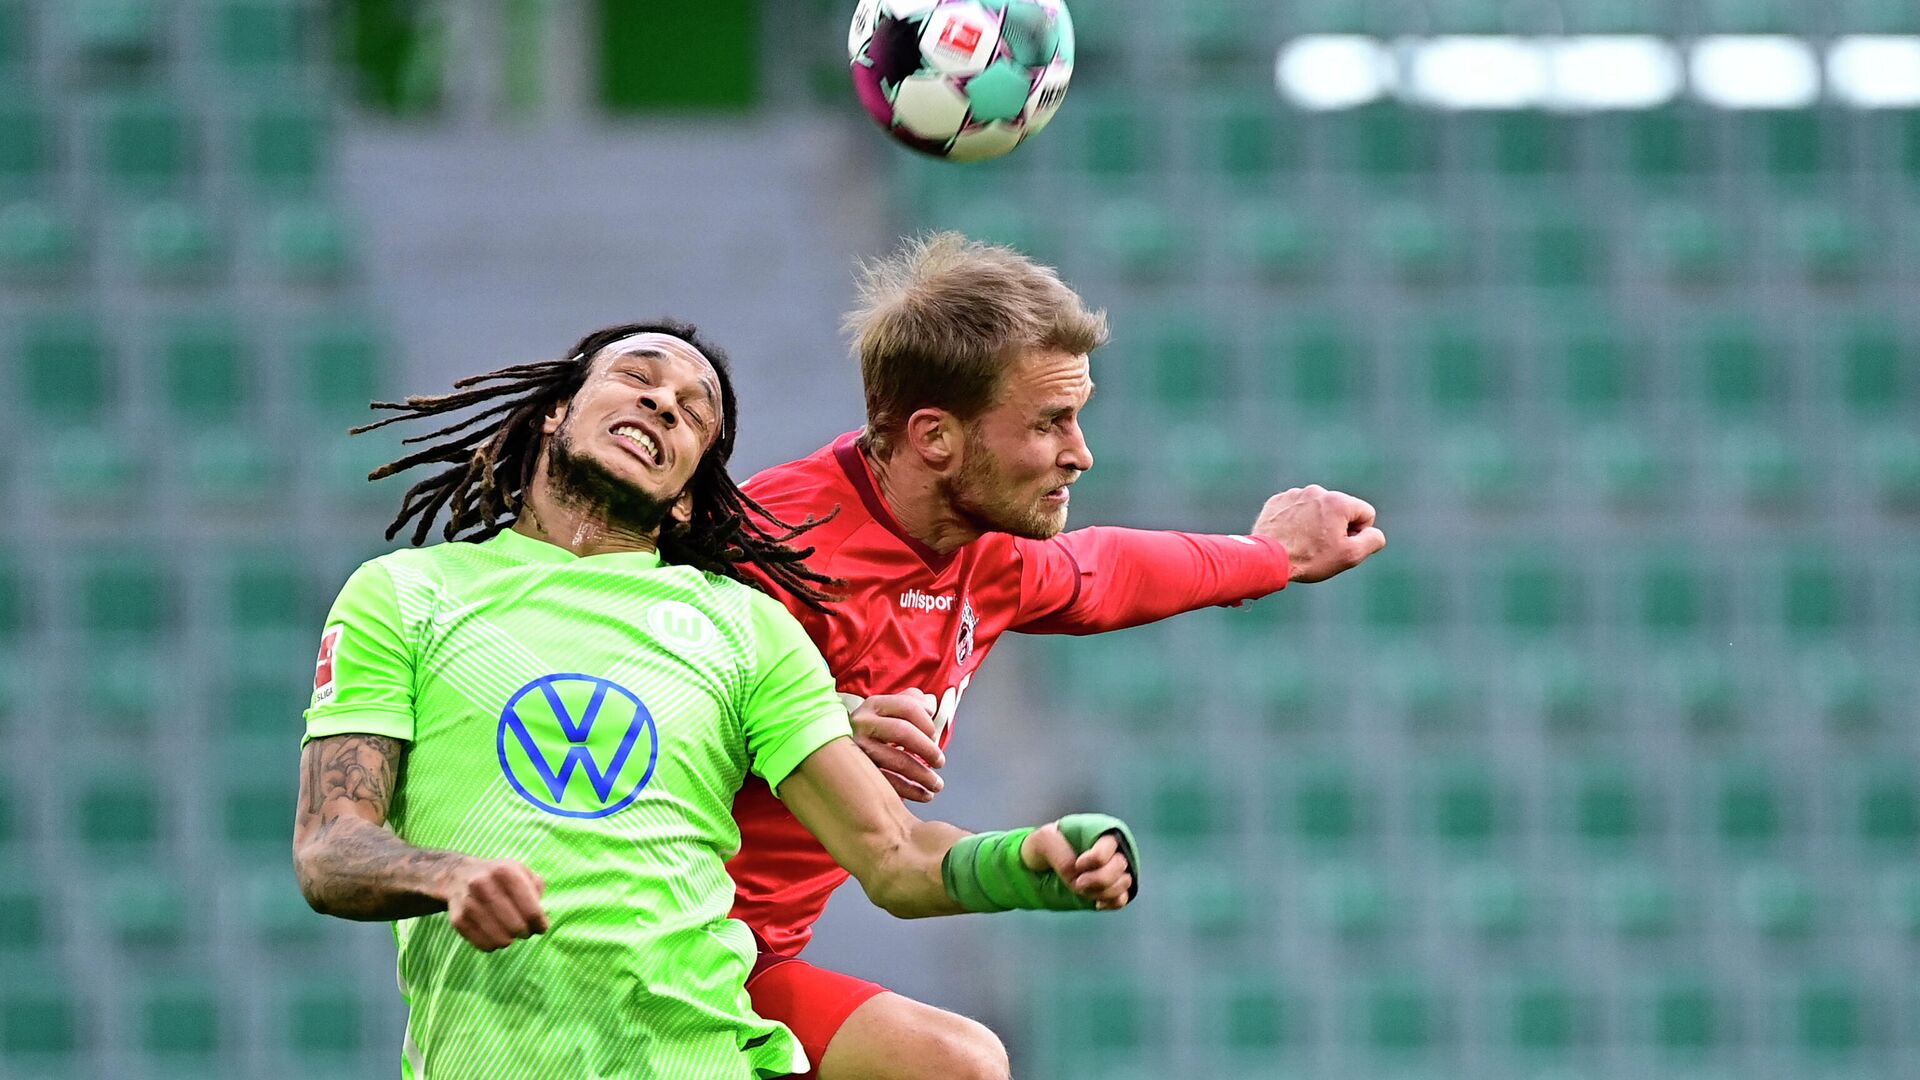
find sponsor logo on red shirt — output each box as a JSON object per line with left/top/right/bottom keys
{"left": 938, "top": 19, "right": 982, "bottom": 55}
{"left": 899, "top": 588, "right": 955, "bottom": 612}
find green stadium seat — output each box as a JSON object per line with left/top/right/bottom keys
{"left": 97, "top": 871, "right": 191, "bottom": 949}
{"left": 1787, "top": 207, "right": 1869, "bottom": 285}
{"left": 1133, "top": 756, "right": 1224, "bottom": 844}
{"left": 1088, "top": 199, "right": 1181, "bottom": 280}
{"left": 1267, "top": 317, "right": 1370, "bottom": 412}
{"left": 92, "top": 96, "right": 200, "bottom": 193}
{"left": 1397, "top": 656, "right": 1481, "bottom": 739}
{"left": 239, "top": 867, "right": 326, "bottom": 945}
{"left": 1289, "top": 762, "right": 1369, "bottom": 851}
{"left": 1208, "top": 972, "right": 1299, "bottom": 1056}
{"left": 140, "top": 979, "right": 223, "bottom": 1059}
{"left": 1416, "top": 323, "right": 1507, "bottom": 416}
{"left": 1877, "top": 871, "right": 1920, "bottom": 939}
{"left": 0, "top": 882, "right": 50, "bottom": 954}
{"left": 1645, "top": 978, "right": 1725, "bottom": 1055}
{"left": 0, "top": 556, "right": 29, "bottom": 644}
{"left": 1244, "top": 656, "right": 1342, "bottom": 738}
{"left": 0, "top": 984, "right": 82, "bottom": 1057}
{"left": 1591, "top": 866, "right": 1682, "bottom": 939}
{"left": 124, "top": 202, "right": 223, "bottom": 284}
{"left": 1368, "top": 205, "right": 1464, "bottom": 285}
{"left": 299, "top": 316, "right": 390, "bottom": 418}
{"left": 1631, "top": 552, "right": 1714, "bottom": 636}
{"left": 0, "top": 202, "right": 81, "bottom": 283}
{"left": 1208, "top": 96, "right": 1299, "bottom": 183}
{"left": 1779, "top": 557, "right": 1854, "bottom": 637}
{"left": 1528, "top": 653, "right": 1608, "bottom": 737}
{"left": 1694, "top": 321, "right": 1783, "bottom": 417}
{"left": 224, "top": 779, "right": 292, "bottom": 856}
{"left": 1455, "top": 109, "right": 1577, "bottom": 177}
{"left": 1352, "top": 975, "right": 1443, "bottom": 1052}
{"left": 1866, "top": 431, "right": 1920, "bottom": 513}
{"left": 226, "top": 551, "right": 313, "bottom": 634}
{"left": 1028, "top": 975, "right": 1163, "bottom": 1070}
{"left": 1510, "top": 206, "right": 1607, "bottom": 289}
{"left": 1857, "top": 767, "right": 1920, "bottom": 853}
{"left": 1806, "top": 659, "right": 1887, "bottom": 741}
{"left": 283, "top": 984, "right": 366, "bottom": 1062}
{"left": 1329, "top": 104, "right": 1440, "bottom": 185}
{"left": 34, "top": 431, "right": 144, "bottom": 506}
{"left": 1440, "top": 429, "right": 1528, "bottom": 509}
{"left": 1793, "top": 984, "right": 1870, "bottom": 1059}
{"left": 239, "top": 100, "right": 330, "bottom": 193}
{"left": 82, "top": 646, "right": 161, "bottom": 734}
{"left": 1231, "top": 205, "right": 1321, "bottom": 282}
{"left": 0, "top": 105, "right": 56, "bottom": 190}
{"left": 1418, "top": 762, "right": 1512, "bottom": 851}
{"left": 182, "top": 429, "right": 283, "bottom": 505}
{"left": 13, "top": 314, "right": 114, "bottom": 423}
{"left": 1736, "top": 109, "right": 1832, "bottom": 187}
{"left": 63, "top": 0, "right": 162, "bottom": 68}
{"left": 1162, "top": 859, "right": 1256, "bottom": 941}
{"left": 1500, "top": 977, "right": 1592, "bottom": 1056}
{"left": 1357, "top": 561, "right": 1447, "bottom": 634}
{"left": 76, "top": 554, "right": 173, "bottom": 642}
{"left": 159, "top": 315, "right": 252, "bottom": 421}
{"left": 1490, "top": 555, "right": 1584, "bottom": 634}
{"left": 1835, "top": 321, "right": 1910, "bottom": 419}
{"left": 1640, "top": 205, "right": 1737, "bottom": 286}
{"left": 1562, "top": 761, "right": 1656, "bottom": 853}
{"left": 212, "top": 0, "right": 310, "bottom": 74}
{"left": 263, "top": 203, "right": 354, "bottom": 283}
{"left": 1734, "top": 865, "right": 1817, "bottom": 939}
{"left": 1619, "top": 107, "right": 1717, "bottom": 188}
{"left": 1585, "top": 428, "right": 1676, "bottom": 511}
{"left": 1449, "top": 866, "right": 1533, "bottom": 939}
{"left": 0, "top": 1, "right": 25, "bottom": 73}
{"left": 323, "top": 434, "right": 404, "bottom": 508}
{"left": 75, "top": 774, "right": 161, "bottom": 858}
{"left": 1547, "top": 318, "right": 1644, "bottom": 419}
{"left": 1713, "top": 766, "right": 1789, "bottom": 852}
{"left": 1305, "top": 865, "right": 1392, "bottom": 940}
{"left": 1077, "top": 103, "right": 1159, "bottom": 183}
{"left": 1723, "top": 431, "right": 1807, "bottom": 514}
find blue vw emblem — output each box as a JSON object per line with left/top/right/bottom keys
{"left": 497, "top": 673, "right": 660, "bottom": 819}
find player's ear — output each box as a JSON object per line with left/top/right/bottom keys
{"left": 669, "top": 488, "right": 694, "bottom": 525}
{"left": 906, "top": 408, "right": 960, "bottom": 473}
{"left": 540, "top": 397, "right": 569, "bottom": 436}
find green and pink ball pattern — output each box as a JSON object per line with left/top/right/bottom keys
{"left": 849, "top": 0, "right": 1075, "bottom": 162}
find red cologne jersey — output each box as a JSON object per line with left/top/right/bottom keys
{"left": 726, "top": 431, "right": 1291, "bottom": 956}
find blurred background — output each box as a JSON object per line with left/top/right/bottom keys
{"left": 2, "top": 0, "right": 1918, "bottom": 1077}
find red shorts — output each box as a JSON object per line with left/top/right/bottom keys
{"left": 746, "top": 951, "right": 891, "bottom": 1080}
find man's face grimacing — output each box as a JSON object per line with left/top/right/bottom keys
{"left": 541, "top": 333, "right": 724, "bottom": 532}
{"left": 946, "top": 347, "right": 1095, "bottom": 540}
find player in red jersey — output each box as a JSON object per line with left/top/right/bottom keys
{"left": 732, "top": 234, "right": 1387, "bottom": 1080}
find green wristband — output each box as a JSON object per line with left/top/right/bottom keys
{"left": 941, "top": 814, "right": 1142, "bottom": 913}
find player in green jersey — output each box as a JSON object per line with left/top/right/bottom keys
{"left": 293, "top": 321, "right": 1141, "bottom": 1080}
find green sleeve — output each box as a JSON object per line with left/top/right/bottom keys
{"left": 740, "top": 590, "right": 853, "bottom": 794}
{"left": 302, "top": 561, "right": 416, "bottom": 744}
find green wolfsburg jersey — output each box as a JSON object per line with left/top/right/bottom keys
{"left": 303, "top": 527, "right": 852, "bottom": 1080}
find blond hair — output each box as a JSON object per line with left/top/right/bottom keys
{"left": 844, "top": 232, "right": 1108, "bottom": 456}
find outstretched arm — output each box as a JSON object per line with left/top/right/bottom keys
{"left": 775, "top": 737, "right": 1135, "bottom": 919}
{"left": 292, "top": 732, "right": 549, "bottom": 951}
{"left": 1013, "top": 485, "right": 1387, "bottom": 634}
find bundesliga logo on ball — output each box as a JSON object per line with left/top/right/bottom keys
{"left": 849, "top": 0, "right": 1076, "bottom": 162}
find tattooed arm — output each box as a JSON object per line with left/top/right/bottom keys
{"left": 293, "top": 733, "right": 550, "bottom": 951}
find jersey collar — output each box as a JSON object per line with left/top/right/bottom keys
{"left": 832, "top": 430, "right": 955, "bottom": 572}
{"left": 488, "top": 524, "right": 665, "bottom": 569}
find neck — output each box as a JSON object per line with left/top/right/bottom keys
{"left": 513, "top": 478, "right": 661, "bottom": 557}
{"left": 862, "top": 440, "right": 981, "bottom": 555}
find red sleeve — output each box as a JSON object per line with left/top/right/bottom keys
{"left": 1012, "top": 527, "right": 1292, "bottom": 635}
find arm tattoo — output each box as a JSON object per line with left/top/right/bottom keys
{"left": 295, "top": 733, "right": 467, "bottom": 921}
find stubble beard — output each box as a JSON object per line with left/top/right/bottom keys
{"left": 544, "top": 420, "right": 678, "bottom": 536}
{"left": 946, "top": 433, "right": 1069, "bottom": 541}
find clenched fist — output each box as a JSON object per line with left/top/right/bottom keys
{"left": 847, "top": 690, "right": 945, "bottom": 802}
{"left": 1253, "top": 484, "right": 1386, "bottom": 583}
{"left": 442, "top": 858, "right": 550, "bottom": 952}
{"left": 1021, "top": 822, "right": 1134, "bottom": 911}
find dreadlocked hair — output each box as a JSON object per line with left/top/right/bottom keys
{"left": 351, "top": 319, "right": 841, "bottom": 614}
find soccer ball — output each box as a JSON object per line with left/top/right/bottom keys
{"left": 848, "top": 0, "right": 1075, "bottom": 162}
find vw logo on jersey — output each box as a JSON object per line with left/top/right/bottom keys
{"left": 497, "top": 673, "right": 660, "bottom": 819}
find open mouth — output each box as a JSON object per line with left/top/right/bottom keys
{"left": 612, "top": 424, "right": 663, "bottom": 466}
{"left": 1042, "top": 485, "right": 1071, "bottom": 504}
